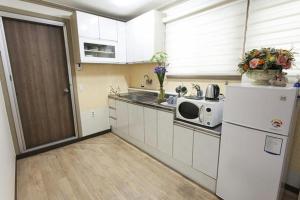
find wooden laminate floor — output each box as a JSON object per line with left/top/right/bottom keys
{"left": 17, "top": 133, "right": 298, "bottom": 200}
{"left": 17, "top": 133, "right": 218, "bottom": 200}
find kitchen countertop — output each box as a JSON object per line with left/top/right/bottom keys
{"left": 108, "top": 92, "right": 176, "bottom": 112}
{"left": 174, "top": 119, "right": 222, "bottom": 136}
{"left": 108, "top": 91, "right": 222, "bottom": 136}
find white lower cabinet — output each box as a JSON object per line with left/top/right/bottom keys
{"left": 108, "top": 98, "right": 116, "bottom": 108}
{"left": 173, "top": 125, "right": 194, "bottom": 166}
{"left": 157, "top": 110, "right": 174, "bottom": 156}
{"left": 128, "top": 104, "right": 144, "bottom": 142}
{"left": 193, "top": 131, "right": 220, "bottom": 179}
{"left": 109, "top": 108, "right": 116, "bottom": 118}
{"left": 111, "top": 98, "right": 219, "bottom": 192}
{"left": 115, "top": 100, "right": 129, "bottom": 136}
{"left": 109, "top": 117, "right": 117, "bottom": 132}
{"left": 144, "top": 107, "right": 157, "bottom": 147}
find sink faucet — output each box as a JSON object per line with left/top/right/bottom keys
{"left": 192, "top": 84, "right": 203, "bottom": 97}
{"left": 144, "top": 74, "right": 153, "bottom": 85}
{"left": 109, "top": 86, "right": 120, "bottom": 96}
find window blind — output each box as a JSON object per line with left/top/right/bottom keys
{"left": 245, "top": 0, "right": 300, "bottom": 71}
{"left": 165, "top": 0, "right": 247, "bottom": 76}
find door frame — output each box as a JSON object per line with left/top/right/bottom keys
{"left": 0, "top": 11, "right": 79, "bottom": 153}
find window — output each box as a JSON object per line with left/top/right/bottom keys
{"left": 245, "top": 0, "right": 300, "bottom": 73}
{"left": 164, "top": 0, "right": 248, "bottom": 76}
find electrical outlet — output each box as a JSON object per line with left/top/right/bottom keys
{"left": 90, "top": 111, "right": 96, "bottom": 118}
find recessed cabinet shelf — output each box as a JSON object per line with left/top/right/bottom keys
{"left": 84, "top": 50, "right": 114, "bottom": 54}
{"left": 84, "top": 42, "right": 115, "bottom": 58}
{"left": 72, "top": 10, "right": 164, "bottom": 64}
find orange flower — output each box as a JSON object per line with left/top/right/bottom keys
{"left": 258, "top": 59, "right": 265, "bottom": 65}
{"left": 243, "top": 64, "right": 249, "bottom": 71}
{"left": 249, "top": 58, "right": 260, "bottom": 69}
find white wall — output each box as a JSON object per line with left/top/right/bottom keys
{"left": 0, "top": 80, "right": 15, "bottom": 200}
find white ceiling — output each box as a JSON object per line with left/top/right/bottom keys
{"left": 41, "top": 0, "right": 179, "bottom": 20}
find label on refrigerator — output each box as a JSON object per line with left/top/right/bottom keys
{"left": 264, "top": 136, "right": 283, "bottom": 155}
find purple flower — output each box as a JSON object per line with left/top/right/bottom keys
{"left": 154, "top": 66, "right": 167, "bottom": 74}
{"left": 154, "top": 66, "right": 167, "bottom": 87}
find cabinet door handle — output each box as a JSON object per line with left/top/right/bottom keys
{"left": 64, "top": 88, "right": 70, "bottom": 93}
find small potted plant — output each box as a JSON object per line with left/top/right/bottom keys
{"left": 150, "top": 52, "right": 168, "bottom": 102}
{"left": 238, "top": 48, "right": 295, "bottom": 85}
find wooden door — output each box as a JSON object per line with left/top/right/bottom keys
{"left": 3, "top": 18, "right": 76, "bottom": 149}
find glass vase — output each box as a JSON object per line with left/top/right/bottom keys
{"left": 158, "top": 86, "right": 165, "bottom": 103}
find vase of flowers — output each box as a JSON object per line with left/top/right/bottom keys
{"left": 238, "top": 48, "right": 295, "bottom": 85}
{"left": 150, "top": 52, "right": 168, "bottom": 102}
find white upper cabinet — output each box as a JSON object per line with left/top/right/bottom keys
{"left": 74, "top": 10, "right": 164, "bottom": 64}
{"left": 126, "top": 10, "right": 165, "bottom": 63}
{"left": 74, "top": 11, "right": 126, "bottom": 63}
{"left": 77, "top": 11, "right": 100, "bottom": 39}
{"left": 99, "top": 17, "right": 118, "bottom": 41}
{"left": 116, "top": 21, "right": 126, "bottom": 63}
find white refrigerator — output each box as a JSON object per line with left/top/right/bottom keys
{"left": 216, "top": 84, "right": 298, "bottom": 200}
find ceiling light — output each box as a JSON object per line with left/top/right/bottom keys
{"left": 110, "top": 0, "right": 142, "bottom": 7}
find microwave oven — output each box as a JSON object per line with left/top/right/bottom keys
{"left": 176, "top": 97, "right": 224, "bottom": 127}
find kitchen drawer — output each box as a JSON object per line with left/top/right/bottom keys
{"left": 109, "top": 108, "right": 116, "bottom": 118}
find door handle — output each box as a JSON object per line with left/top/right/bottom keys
{"left": 64, "top": 88, "right": 70, "bottom": 93}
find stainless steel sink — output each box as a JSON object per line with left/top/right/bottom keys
{"left": 184, "top": 96, "right": 204, "bottom": 100}
{"left": 119, "top": 92, "right": 157, "bottom": 102}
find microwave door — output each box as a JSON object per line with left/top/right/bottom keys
{"left": 178, "top": 101, "right": 199, "bottom": 123}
